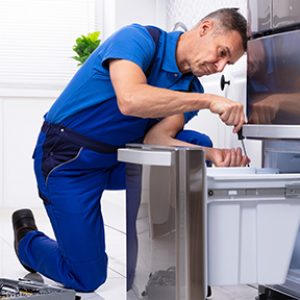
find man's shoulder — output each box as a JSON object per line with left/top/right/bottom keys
{"left": 98, "top": 24, "right": 154, "bottom": 54}
{"left": 106, "top": 24, "right": 166, "bottom": 52}
{"left": 116, "top": 23, "right": 164, "bottom": 38}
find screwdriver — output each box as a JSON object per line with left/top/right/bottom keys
{"left": 237, "top": 128, "right": 250, "bottom": 167}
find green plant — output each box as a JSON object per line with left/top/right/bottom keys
{"left": 72, "top": 31, "right": 101, "bottom": 65}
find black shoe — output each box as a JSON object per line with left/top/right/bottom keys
{"left": 12, "top": 209, "right": 38, "bottom": 273}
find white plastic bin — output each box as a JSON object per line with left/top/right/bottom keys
{"left": 206, "top": 168, "right": 300, "bottom": 285}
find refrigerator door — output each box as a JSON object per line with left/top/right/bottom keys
{"left": 246, "top": 29, "right": 300, "bottom": 143}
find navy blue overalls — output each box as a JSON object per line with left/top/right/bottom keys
{"left": 18, "top": 24, "right": 212, "bottom": 292}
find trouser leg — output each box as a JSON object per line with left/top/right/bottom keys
{"left": 19, "top": 162, "right": 109, "bottom": 291}
{"left": 175, "top": 129, "right": 213, "bottom": 147}
{"left": 19, "top": 132, "right": 120, "bottom": 292}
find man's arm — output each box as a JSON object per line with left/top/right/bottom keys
{"left": 109, "top": 59, "right": 245, "bottom": 133}
{"left": 143, "top": 114, "right": 250, "bottom": 167}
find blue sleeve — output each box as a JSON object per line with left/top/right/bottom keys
{"left": 99, "top": 24, "right": 155, "bottom": 73}
{"left": 183, "top": 77, "right": 204, "bottom": 124}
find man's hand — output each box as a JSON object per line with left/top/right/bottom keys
{"left": 208, "top": 95, "right": 245, "bottom": 133}
{"left": 206, "top": 147, "right": 250, "bottom": 167}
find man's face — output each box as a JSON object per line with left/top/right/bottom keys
{"left": 190, "top": 22, "right": 244, "bottom": 77}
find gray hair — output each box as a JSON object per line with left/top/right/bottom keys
{"left": 200, "top": 8, "right": 247, "bottom": 51}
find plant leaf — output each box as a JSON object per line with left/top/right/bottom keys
{"left": 72, "top": 31, "right": 101, "bottom": 65}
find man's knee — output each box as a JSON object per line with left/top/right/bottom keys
{"left": 76, "top": 271, "right": 107, "bottom": 292}
{"left": 68, "top": 256, "right": 108, "bottom": 292}
{"left": 74, "top": 273, "right": 107, "bottom": 292}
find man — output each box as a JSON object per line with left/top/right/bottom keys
{"left": 12, "top": 8, "right": 249, "bottom": 292}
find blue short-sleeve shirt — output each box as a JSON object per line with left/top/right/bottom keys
{"left": 45, "top": 24, "right": 204, "bottom": 146}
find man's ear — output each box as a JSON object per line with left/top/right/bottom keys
{"left": 199, "top": 19, "right": 214, "bottom": 37}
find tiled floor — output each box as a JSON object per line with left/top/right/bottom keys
{"left": 0, "top": 190, "right": 258, "bottom": 300}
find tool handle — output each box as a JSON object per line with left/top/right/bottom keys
{"left": 237, "top": 128, "right": 244, "bottom": 140}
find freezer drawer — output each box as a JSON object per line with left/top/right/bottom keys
{"left": 206, "top": 168, "right": 300, "bottom": 285}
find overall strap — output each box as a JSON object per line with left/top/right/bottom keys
{"left": 144, "top": 26, "right": 161, "bottom": 77}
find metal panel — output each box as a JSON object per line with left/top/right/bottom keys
{"left": 118, "top": 148, "right": 174, "bottom": 166}
{"left": 248, "top": 0, "right": 272, "bottom": 34}
{"left": 243, "top": 125, "right": 300, "bottom": 140}
{"left": 273, "top": 0, "right": 300, "bottom": 29}
{"left": 176, "top": 149, "right": 206, "bottom": 300}
{"left": 247, "top": 29, "right": 300, "bottom": 128}
{"left": 118, "top": 145, "right": 206, "bottom": 300}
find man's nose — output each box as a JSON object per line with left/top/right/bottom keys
{"left": 215, "top": 59, "right": 227, "bottom": 72}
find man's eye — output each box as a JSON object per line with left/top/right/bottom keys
{"left": 220, "top": 49, "right": 226, "bottom": 57}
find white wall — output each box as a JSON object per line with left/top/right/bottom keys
{"left": 0, "top": 95, "right": 55, "bottom": 208}
{"left": 0, "top": 0, "right": 100, "bottom": 208}
{"left": 0, "top": 0, "right": 167, "bottom": 209}
{"left": 166, "top": 0, "right": 247, "bottom": 30}
{"left": 102, "top": 0, "right": 167, "bottom": 39}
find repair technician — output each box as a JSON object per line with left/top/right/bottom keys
{"left": 12, "top": 8, "right": 249, "bottom": 292}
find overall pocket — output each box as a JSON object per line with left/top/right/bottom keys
{"left": 42, "top": 131, "right": 82, "bottom": 184}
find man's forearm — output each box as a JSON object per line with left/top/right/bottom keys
{"left": 117, "top": 83, "right": 211, "bottom": 118}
